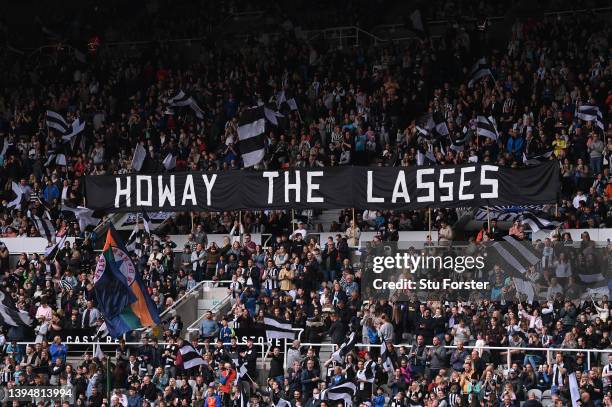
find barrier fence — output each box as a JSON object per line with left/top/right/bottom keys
{"left": 284, "top": 342, "right": 610, "bottom": 374}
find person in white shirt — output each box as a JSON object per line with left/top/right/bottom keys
{"left": 572, "top": 190, "right": 587, "bottom": 208}
{"left": 291, "top": 221, "right": 307, "bottom": 239}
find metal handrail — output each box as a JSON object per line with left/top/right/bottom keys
{"left": 158, "top": 280, "right": 207, "bottom": 319}
{"left": 293, "top": 342, "right": 610, "bottom": 372}
{"left": 185, "top": 291, "right": 232, "bottom": 333}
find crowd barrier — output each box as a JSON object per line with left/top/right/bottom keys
{"left": 3, "top": 229, "right": 611, "bottom": 255}
{"left": 284, "top": 342, "right": 610, "bottom": 373}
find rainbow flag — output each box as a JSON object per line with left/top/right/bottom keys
{"left": 93, "top": 224, "right": 160, "bottom": 337}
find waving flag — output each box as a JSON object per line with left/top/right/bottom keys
{"left": 330, "top": 331, "right": 358, "bottom": 362}
{"left": 93, "top": 224, "right": 160, "bottom": 337}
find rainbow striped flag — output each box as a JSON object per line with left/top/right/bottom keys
{"left": 93, "top": 224, "right": 160, "bottom": 337}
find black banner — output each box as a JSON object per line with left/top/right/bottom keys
{"left": 85, "top": 162, "right": 560, "bottom": 212}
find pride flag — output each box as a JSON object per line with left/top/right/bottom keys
{"left": 93, "top": 224, "right": 160, "bottom": 337}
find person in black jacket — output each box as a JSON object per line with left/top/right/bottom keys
{"left": 243, "top": 338, "right": 258, "bottom": 381}
{"left": 268, "top": 346, "right": 285, "bottom": 384}
{"left": 139, "top": 374, "right": 159, "bottom": 402}
{"left": 328, "top": 313, "right": 346, "bottom": 346}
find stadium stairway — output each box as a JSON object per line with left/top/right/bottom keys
{"left": 313, "top": 209, "right": 343, "bottom": 233}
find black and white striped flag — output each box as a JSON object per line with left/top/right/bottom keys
{"left": 45, "top": 110, "right": 85, "bottom": 140}
{"left": 488, "top": 235, "right": 540, "bottom": 274}
{"left": 45, "top": 110, "right": 70, "bottom": 134}
{"left": 45, "top": 233, "right": 67, "bottom": 259}
{"left": 0, "top": 290, "right": 32, "bottom": 328}
{"left": 240, "top": 385, "right": 250, "bottom": 407}
{"left": 61, "top": 205, "right": 101, "bottom": 231}
{"left": 432, "top": 112, "right": 450, "bottom": 136}
{"left": 141, "top": 211, "right": 152, "bottom": 235}
{"left": 238, "top": 107, "right": 267, "bottom": 168}
{"left": 0, "top": 137, "right": 12, "bottom": 159}
{"left": 422, "top": 111, "right": 449, "bottom": 137}
{"left": 263, "top": 315, "right": 295, "bottom": 340}
{"left": 32, "top": 215, "right": 56, "bottom": 242}
{"left": 523, "top": 149, "right": 553, "bottom": 166}
{"left": 576, "top": 105, "right": 605, "bottom": 131}
{"left": 330, "top": 331, "right": 358, "bottom": 362}
{"left": 474, "top": 205, "right": 544, "bottom": 222}
{"left": 162, "top": 153, "right": 177, "bottom": 170}
{"left": 275, "top": 399, "right": 292, "bottom": 407}
{"left": 519, "top": 212, "right": 561, "bottom": 233}
{"left": 512, "top": 278, "right": 536, "bottom": 304}
{"left": 168, "top": 91, "right": 205, "bottom": 119}
{"left": 237, "top": 360, "right": 248, "bottom": 379}
{"left": 131, "top": 143, "right": 147, "bottom": 171}
{"left": 321, "top": 381, "right": 357, "bottom": 407}
{"left": 380, "top": 341, "right": 394, "bottom": 372}
{"left": 476, "top": 115, "right": 499, "bottom": 140}
{"left": 468, "top": 57, "right": 493, "bottom": 88}
{"left": 365, "top": 359, "right": 376, "bottom": 381}
{"left": 7, "top": 181, "right": 25, "bottom": 209}
{"left": 125, "top": 212, "right": 151, "bottom": 253}
{"left": 178, "top": 343, "right": 206, "bottom": 370}
{"left": 450, "top": 126, "right": 470, "bottom": 152}
{"left": 275, "top": 90, "right": 298, "bottom": 112}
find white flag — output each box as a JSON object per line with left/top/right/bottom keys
{"left": 162, "top": 153, "right": 176, "bottom": 170}
{"left": 131, "top": 143, "right": 147, "bottom": 171}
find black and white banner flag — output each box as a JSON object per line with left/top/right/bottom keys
{"left": 131, "top": 143, "right": 147, "bottom": 172}
{"left": 238, "top": 107, "right": 267, "bottom": 168}
{"left": 489, "top": 235, "right": 540, "bottom": 274}
{"left": 178, "top": 343, "right": 206, "bottom": 370}
{"left": 32, "top": 215, "right": 56, "bottom": 242}
{"left": 476, "top": 115, "right": 499, "bottom": 140}
{"left": 167, "top": 91, "right": 205, "bottom": 119}
{"left": 7, "top": 181, "right": 25, "bottom": 209}
{"left": 380, "top": 342, "right": 394, "bottom": 372}
{"left": 450, "top": 127, "right": 470, "bottom": 152}
{"left": 523, "top": 149, "right": 553, "bottom": 166}
{"left": 45, "top": 110, "right": 70, "bottom": 134}
{"left": 86, "top": 162, "right": 561, "bottom": 212}
{"left": 61, "top": 205, "right": 101, "bottom": 231}
{"left": 45, "top": 110, "right": 85, "bottom": 140}
{"left": 263, "top": 315, "right": 295, "bottom": 340}
{"left": 0, "top": 290, "right": 32, "bottom": 328}
{"left": 330, "top": 331, "right": 358, "bottom": 362}
{"left": 162, "top": 153, "right": 177, "bottom": 170}
{"left": 519, "top": 211, "right": 560, "bottom": 233}
{"left": 321, "top": 381, "right": 357, "bottom": 407}
{"left": 468, "top": 57, "right": 493, "bottom": 88}
{"left": 576, "top": 105, "right": 605, "bottom": 131}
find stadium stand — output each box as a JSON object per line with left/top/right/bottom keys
{"left": 0, "top": 1, "right": 610, "bottom": 406}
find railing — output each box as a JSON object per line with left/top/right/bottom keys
{"left": 185, "top": 288, "right": 233, "bottom": 335}
{"left": 16, "top": 340, "right": 268, "bottom": 363}
{"left": 285, "top": 342, "right": 610, "bottom": 374}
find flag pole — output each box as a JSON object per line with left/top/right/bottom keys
{"left": 486, "top": 206, "right": 491, "bottom": 233}
{"left": 428, "top": 208, "right": 432, "bottom": 240}
{"left": 106, "top": 354, "right": 111, "bottom": 404}
{"left": 239, "top": 210, "right": 243, "bottom": 245}
{"left": 190, "top": 211, "right": 194, "bottom": 232}
{"left": 351, "top": 208, "right": 356, "bottom": 248}
{"left": 291, "top": 209, "right": 295, "bottom": 234}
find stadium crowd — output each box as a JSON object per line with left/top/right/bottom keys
{"left": 0, "top": 1, "right": 610, "bottom": 406}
